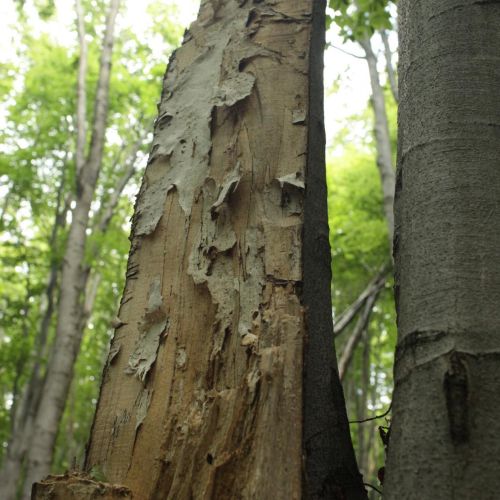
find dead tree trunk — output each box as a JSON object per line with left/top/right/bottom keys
{"left": 67, "top": 1, "right": 366, "bottom": 499}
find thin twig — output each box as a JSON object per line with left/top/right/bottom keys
{"left": 364, "top": 482, "right": 383, "bottom": 495}
{"left": 349, "top": 403, "right": 392, "bottom": 424}
{"left": 328, "top": 43, "right": 366, "bottom": 59}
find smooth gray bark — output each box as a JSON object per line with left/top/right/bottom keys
{"left": 21, "top": 1, "right": 120, "bottom": 496}
{"left": 75, "top": 0, "right": 87, "bottom": 180}
{"left": 359, "top": 37, "right": 395, "bottom": 249}
{"left": 385, "top": 1, "right": 500, "bottom": 497}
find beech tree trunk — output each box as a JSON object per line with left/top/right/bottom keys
{"left": 21, "top": 1, "right": 120, "bottom": 496}
{"left": 385, "top": 1, "right": 500, "bottom": 498}
{"left": 359, "top": 37, "right": 395, "bottom": 249}
{"left": 79, "top": 1, "right": 366, "bottom": 499}
{"left": 0, "top": 165, "right": 71, "bottom": 500}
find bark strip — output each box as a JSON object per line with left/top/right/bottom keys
{"left": 303, "top": 1, "right": 366, "bottom": 498}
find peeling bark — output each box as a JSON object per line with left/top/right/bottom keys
{"left": 80, "top": 1, "right": 365, "bottom": 499}
{"left": 385, "top": 0, "right": 500, "bottom": 497}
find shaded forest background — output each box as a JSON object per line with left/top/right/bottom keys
{"left": 0, "top": 0, "right": 397, "bottom": 495}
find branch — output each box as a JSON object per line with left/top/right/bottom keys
{"left": 75, "top": 0, "right": 88, "bottom": 182}
{"left": 94, "top": 136, "right": 143, "bottom": 234}
{"left": 380, "top": 30, "right": 398, "bottom": 103}
{"left": 327, "top": 42, "right": 366, "bottom": 60}
{"left": 333, "top": 265, "right": 388, "bottom": 336}
{"left": 338, "top": 289, "right": 379, "bottom": 381}
{"left": 349, "top": 403, "right": 392, "bottom": 424}
{"left": 364, "top": 483, "right": 383, "bottom": 495}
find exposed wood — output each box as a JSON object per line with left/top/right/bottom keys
{"left": 74, "top": 1, "right": 367, "bottom": 499}
{"left": 32, "top": 473, "right": 131, "bottom": 500}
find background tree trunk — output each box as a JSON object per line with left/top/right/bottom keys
{"left": 358, "top": 37, "right": 395, "bottom": 249}
{"left": 385, "top": 0, "right": 500, "bottom": 497}
{"left": 0, "top": 166, "right": 70, "bottom": 500}
{"left": 22, "top": 1, "right": 120, "bottom": 495}
{"left": 81, "top": 1, "right": 365, "bottom": 499}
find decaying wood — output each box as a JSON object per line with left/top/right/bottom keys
{"left": 32, "top": 473, "right": 131, "bottom": 500}
{"left": 73, "top": 1, "right": 366, "bottom": 499}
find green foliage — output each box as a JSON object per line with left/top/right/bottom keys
{"left": 328, "top": 0, "right": 395, "bottom": 40}
{"left": 327, "top": 91, "right": 397, "bottom": 485}
{"left": 0, "top": 0, "right": 184, "bottom": 472}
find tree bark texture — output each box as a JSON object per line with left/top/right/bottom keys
{"left": 385, "top": 1, "right": 500, "bottom": 498}
{"left": 22, "top": 1, "right": 120, "bottom": 496}
{"left": 83, "top": 1, "right": 365, "bottom": 499}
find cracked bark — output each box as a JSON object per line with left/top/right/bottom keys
{"left": 74, "top": 1, "right": 365, "bottom": 499}
{"left": 385, "top": 0, "right": 500, "bottom": 497}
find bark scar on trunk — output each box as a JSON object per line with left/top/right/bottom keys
{"left": 444, "top": 351, "right": 469, "bottom": 445}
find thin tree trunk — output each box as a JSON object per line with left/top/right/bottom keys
{"left": 75, "top": 0, "right": 88, "bottom": 180}
{"left": 385, "top": 1, "right": 500, "bottom": 497}
{"left": 380, "top": 30, "right": 398, "bottom": 103}
{"left": 77, "top": 1, "right": 365, "bottom": 499}
{"left": 358, "top": 37, "right": 395, "bottom": 249}
{"left": 73, "top": 140, "right": 141, "bottom": 352}
{"left": 358, "top": 328, "right": 371, "bottom": 476}
{"left": 0, "top": 161, "right": 70, "bottom": 500}
{"left": 22, "top": 1, "right": 120, "bottom": 495}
